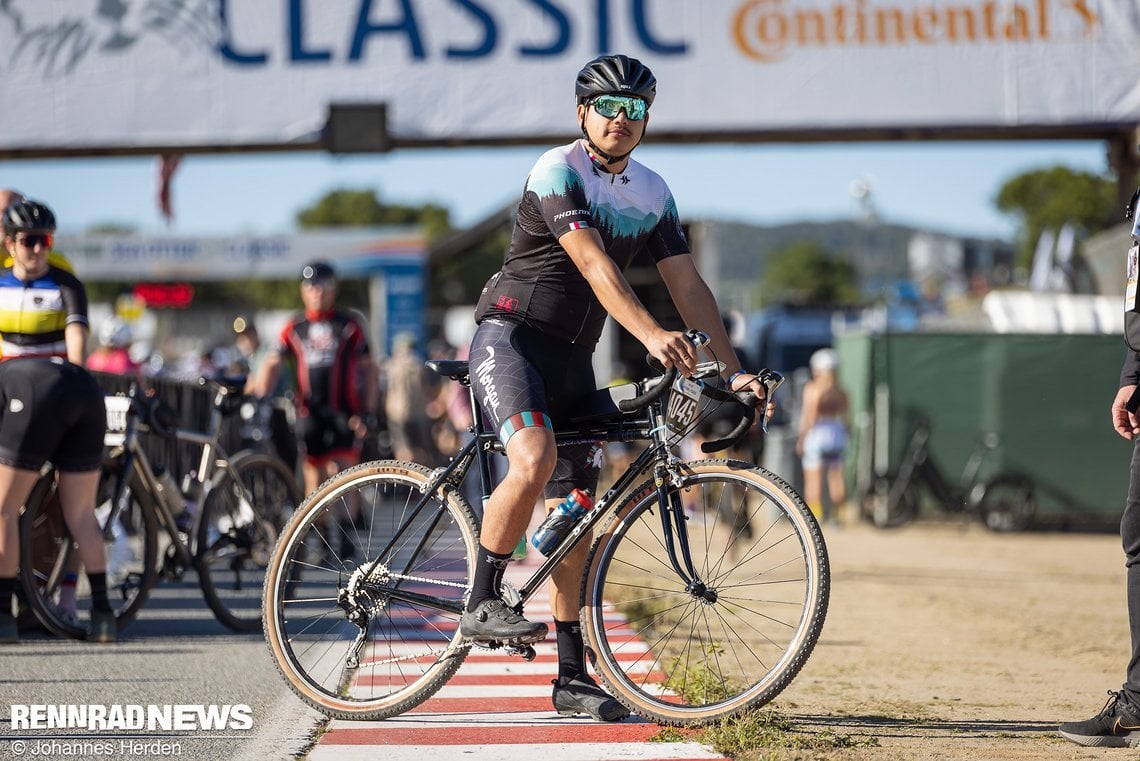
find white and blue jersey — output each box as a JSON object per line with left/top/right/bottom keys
{"left": 475, "top": 139, "right": 689, "bottom": 347}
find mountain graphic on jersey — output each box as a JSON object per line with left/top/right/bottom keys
{"left": 474, "top": 140, "right": 689, "bottom": 347}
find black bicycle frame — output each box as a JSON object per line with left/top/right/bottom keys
{"left": 367, "top": 376, "right": 710, "bottom": 615}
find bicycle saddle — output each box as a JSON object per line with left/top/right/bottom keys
{"left": 426, "top": 360, "right": 469, "bottom": 382}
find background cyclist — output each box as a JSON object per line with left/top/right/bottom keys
{"left": 460, "top": 54, "right": 771, "bottom": 721}
{"left": 0, "top": 199, "right": 115, "bottom": 643}
{"left": 254, "top": 260, "right": 380, "bottom": 561}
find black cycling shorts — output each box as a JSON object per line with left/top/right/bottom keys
{"left": 0, "top": 358, "right": 105, "bottom": 472}
{"left": 469, "top": 318, "right": 603, "bottom": 499}
{"left": 295, "top": 407, "right": 358, "bottom": 465}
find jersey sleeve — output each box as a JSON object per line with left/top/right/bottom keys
{"left": 276, "top": 319, "right": 298, "bottom": 358}
{"left": 525, "top": 158, "right": 591, "bottom": 238}
{"left": 346, "top": 313, "right": 370, "bottom": 356}
{"left": 646, "top": 191, "right": 690, "bottom": 263}
{"left": 56, "top": 268, "right": 90, "bottom": 327}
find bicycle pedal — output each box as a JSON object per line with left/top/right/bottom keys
{"left": 506, "top": 644, "right": 537, "bottom": 662}
{"left": 470, "top": 639, "right": 504, "bottom": 651}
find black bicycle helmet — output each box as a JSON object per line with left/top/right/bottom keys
{"left": 575, "top": 55, "right": 656, "bottom": 165}
{"left": 575, "top": 54, "right": 656, "bottom": 107}
{"left": 3, "top": 199, "right": 56, "bottom": 234}
{"left": 301, "top": 260, "right": 336, "bottom": 281}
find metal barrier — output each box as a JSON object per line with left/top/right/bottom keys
{"left": 90, "top": 371, "right": 247, "bottom": 486}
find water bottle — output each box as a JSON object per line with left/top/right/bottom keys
{"left": 531, "top": 489, "right": 593, "bottom": 556}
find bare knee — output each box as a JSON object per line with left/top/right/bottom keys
{"left": 503, "top": 429, "right": 557, "bottom": 490}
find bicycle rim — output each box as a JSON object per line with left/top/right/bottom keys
{"left": 264, "top": 460, "right": 478, "bottom": 719}
{"left": 20, "top": 466, "right": 158, "bottom": 639}
{"left": 582, "top": 459, "right": 829, "bottom": 725}
{"left": 197, "top": 453, "right": 303, "bottom": 632}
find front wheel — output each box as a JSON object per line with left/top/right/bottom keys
{"left": 581, "top": 459, "right": 830, "bottom": 725}
{"left": 197, "top": 452, "right": 303, "bottom": 632}
{"left": 20, "top": 463, "right": 158, "bottom": 639}
{"left": 977, "top": 473, "right": 1035, "bottom": 532}
{"left": 263, "top": 460, "right": 480, "bottom": 719}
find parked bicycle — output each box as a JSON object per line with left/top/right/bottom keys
{"left": 859, "top": 413, "right": 1036, "bottom": 532}
{"left": 20, "top": 377, "right": 303, "bottom": 637}
{"left": 263, "top": 331, "right": 829, "bottom": 726}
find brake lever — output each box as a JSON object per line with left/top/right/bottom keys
{"left": 754, "top": 368, "right": 785, "bottom": 434}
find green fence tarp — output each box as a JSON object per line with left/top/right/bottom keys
{"left": 836, "top": 332, "right": 1131, "bottom": 527}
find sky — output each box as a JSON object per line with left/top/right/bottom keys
{"left": 0, "top": 138, "right": 1111, "bottom": 242}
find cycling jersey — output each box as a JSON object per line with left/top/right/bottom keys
{"left": 274, "top": 308, "right": 370, "bottom": 417}
{"left": 475, "top": 139, "right": 689, "bottom": 347}
{"left": 0, "top": 263, "right": 89, "bottom": 359}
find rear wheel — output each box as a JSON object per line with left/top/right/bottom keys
{"left": 581, "top": 459, "right": 829, "bottom": 725}
{"left": 263, "top": 460, "right": 479, "bottom": 719}
{"left": 20, "top": 464, "right": 158, "bottom": 639}
{"left": 859, "top": 472, "right": 919, "bottom": 528}
{"left": 197, "top": 453, "right": 302, "bottom": 632}
{"left": 977, "top": 473, "right": 1035, "bottom": 532}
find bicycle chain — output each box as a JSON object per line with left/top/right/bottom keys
{"left": 366, "top": 566, "right": 468, "bottom": 590}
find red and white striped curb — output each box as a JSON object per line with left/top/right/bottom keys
{"left": 308, "top": 565, "right": 727, "bottom": 761}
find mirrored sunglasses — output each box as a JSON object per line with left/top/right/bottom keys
{"left": 15, "top": 233, "right": 52, "bottom": 249}
{"left": 591, "top": 95, "right": 648, "bottom": 121}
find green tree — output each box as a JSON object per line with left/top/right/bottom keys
{"left": 296, "top": 188, "right": 450, "bottom": 240}
{"left": 758, "top": 241, "right": 860, "bottom": 306}
{"left": 994, "top": 166, "right": 1118, "bottom": 268}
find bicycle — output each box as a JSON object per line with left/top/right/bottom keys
{"left": 20, "top": 376, "right": 303, "bottom": 638}
{"left": 263, "top": 331, "right": 830, "bottom": 726}
{"left": 859, "top": 413, "right": 1036, "bottom": 532}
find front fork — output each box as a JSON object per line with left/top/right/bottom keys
{"left": 648, "top": 410, "right": 716, "bottom": 603}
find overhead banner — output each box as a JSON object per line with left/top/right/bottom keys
{"left": 1, "top": 0, "right": 1138, "bottom": 153}
{"left": 56, "top": 228, "right": 426, "bottom": 281}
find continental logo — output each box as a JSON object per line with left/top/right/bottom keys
{"left": 731, "top": 0, "right": 1099, "bottom": 62}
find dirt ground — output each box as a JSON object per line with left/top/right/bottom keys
{"left": 766, "top": 515, "right": 1134, "bottom": 760}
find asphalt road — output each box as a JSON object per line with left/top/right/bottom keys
{"left": 0, "top": 576, "right": 322, "bottom": 761}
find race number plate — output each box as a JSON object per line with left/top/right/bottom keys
{"left": 104, "top": 395, "right": 131, "bottom": 447}
{"left": 665, "top": 377, "right": 703, "bottom": 434}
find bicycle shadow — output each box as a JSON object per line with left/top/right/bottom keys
{"left": 16, "top": 576, "right": 263, "bottom": 642}
{"left": 785, "top": 712, "right": 1058, "bottom": 737}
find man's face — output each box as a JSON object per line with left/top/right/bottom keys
{"left": 301, "top": 277, "right": 336, "bottom": 312}
{"left": 578, "top": 96, "right": 647, "bottom": 158}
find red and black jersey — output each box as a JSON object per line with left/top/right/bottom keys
{"left": 275, "top": 309, "right": 370, "bottom": 416}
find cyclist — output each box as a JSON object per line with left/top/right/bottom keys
{"left": 461, "top": 54, "right": 772, "bottom": 721}
{"left": 0, "top": 199, "right": 114, "bottom": 643}
{"left": 254, "top": 261, "right": 379, "bottom": 559}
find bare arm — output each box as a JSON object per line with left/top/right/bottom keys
{"left": 658, "top": 254, "right": 773, "bottom": 414}
{"left": 253, "top": 349, "right": 284, "bottom": 398}
{"left": 65, "top": 323, "right": 87, "bottom": 365}
{"left": 657, "top": 255, "right": 742, "bottom": 378}
{"left": 559, "top": 228, "right": 696, "bottom": 373}
{"left": 360, "top": 354, "right": 380, "bottom": 415}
